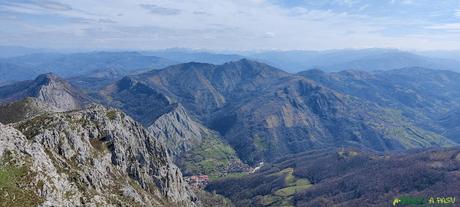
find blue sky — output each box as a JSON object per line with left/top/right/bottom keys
{"left": 1, "top": 0, "right": 460, "bottom": 50}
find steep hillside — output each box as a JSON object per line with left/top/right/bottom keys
{"left": 148, "top": 103, "right": 248, "bottom": 176}
{"left": 0, "top": 97, "right": 52, "bottom": 124}
{"left": 100, "top": 74, "right": 249, "bottom": 176}
{"left": 100, "top": 76, "right": 174, "bottom": 126}
{"left": 137, "top": 59, "right": 289, "bottom": 122}
{"left": 110, "top": 60, "right": 455, "bottom": 164}
{"left": 300, "top": 67, "right": 460, "bottom": 142}
{"left": 1, "top": 105, "right": 199, "bottom": 206}
{"left": 211, "top": 76, "right": 453, "bottom": 163}
{"left": 207, "top": 148, "right": 460, "bottom": 207}
{"left": 0, "top": 73, "right": 90, "bottom": 112}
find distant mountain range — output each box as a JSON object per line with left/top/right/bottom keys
{"left": 0, "top": 46, "right": 53, "bottom": 58}
{"left": 143, "top": 49, "right": 245, "bottom": 65}
{"left": 2, "top": 48, "right": 460, "bottom": 84}
{"left": 246, "top": 49, "right": 460, "bottom": 72}
{"left": 0, "top": 52, "right": 177, "bottom": 82}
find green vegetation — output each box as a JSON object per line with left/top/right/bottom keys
{"left": 181, "top": 135, "right": 242, "bottom": 176}
{"left": 366, "top": 108, "right": 453, "bottom": 149}
{"left": 15, "top": 113, "right": 55, "bottom": 139}
{"left": 195, "top": 190, "right": 235, "bottom": 207}
{"left": 209, "top": 172, "right": 248, "bottom": 181}
{"left": 89, "top": 138, "right": 107, "bottom": 152}
{"left": 0, "top": 152, "right": 43, "bottom": 207}
{"left": 271, "top": 168, "right": 311, "bottom": 202}
{"left": 274, "top": 182, "right": 311, "bottom": 197}
{"left": 106, "top": 110, "right": 118, "bottom": 120}
{"left": 253, "top": 135, "right": 268, "bottom": 152}
{"left": 208, "top": 166, "right": 312, "bottom": 207}
{"left": 0, "top": 98, "right": 34, "bottom": 124}
{"left": 252, "top": 168, "right": 311, "bottom": 206}
{"left": 209, "top": 148, "right": 460, "bottom": 206}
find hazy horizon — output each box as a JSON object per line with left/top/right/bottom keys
{"left": 3, "top": 45, "right": 460, "bottom": 54}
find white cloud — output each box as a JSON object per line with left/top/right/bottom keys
{"left": 401, "top": 0, "right": 414, "bottom": 5}
{"left": 389, "top": 0, "right": 414, "bottom": 5}
{"left": 0, "top": 0, "right": 459, "bottom": 50}
{"left": 455, "top": 9, "right": 460, "bottom": 17}
{"left": 139, "top": 4, "right": 181, "bottom": 15}
{"left": 263, "top": 32, "right": 276, "bottom": 38}
{"left": 426, "top": 23, "right": 460, "bottom": 31}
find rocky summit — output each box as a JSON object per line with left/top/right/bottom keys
{"left": 0, "top": 105, "right": 199, "bottom": 207}
{"left": 0, "top": 73, "right": 90, "bottom": 112}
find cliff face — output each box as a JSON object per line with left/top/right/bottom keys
{"left": 148, "top": 104, "right": 205, "bottom": 158}
{"left": 32, "top": 73, "right": 87, "bottom": 112}
{"left": 0, "top": 105, "right": 198, "bottom": 207}
{"left": 148, "top": 103, "right": 247, "bottom": 175}
{"left": 0, "top": 73, "right": 89, "bottom": 113}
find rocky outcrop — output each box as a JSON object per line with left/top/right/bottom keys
{"left": 0, "top": 73, "right": 90, "bottom": 112}
{"left": 148, "top": 103, "right": 247, "bottom": 175}
{"left": 148, "top": 104, "right": 206, "bottom": 158}
{"left": 0, "top": 105, "right": 199, "bottom": 206}
{"left": 32, "top": 73, "right": 87, "bottom": 111}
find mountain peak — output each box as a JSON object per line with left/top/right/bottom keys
{"left": 0, "top": 73, "right": 89, "bottom": 112}
{"left": 116, "top": 76, "right": 137, "bottom": 91}
{"left": 221, "top": 58, "right": 288, "bottom": 74}
{"left": 34, "top": 72, "right": 62, "bottom": 84}
{"left": 227, "top": 58, "right": 265, "bottom": 66}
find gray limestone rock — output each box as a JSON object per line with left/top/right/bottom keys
{"left": 0, "top": 105, "right": 199, "bottom": 206}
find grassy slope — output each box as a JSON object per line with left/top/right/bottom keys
{"left": 0, "top": 152, "right": 43, "bottom": 207}
{"left": 179, "top": 134, "right": 246, "bottom": 176}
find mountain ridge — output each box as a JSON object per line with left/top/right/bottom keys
{"left": 1, "top": 104, "right": 199, "bottom": 206}
{"left": 101, "top": 60, "right": 455, "bottom": 164}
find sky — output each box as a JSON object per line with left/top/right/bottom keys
{"left": 1, "top": 0, "right": 460, "bottom": 51}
